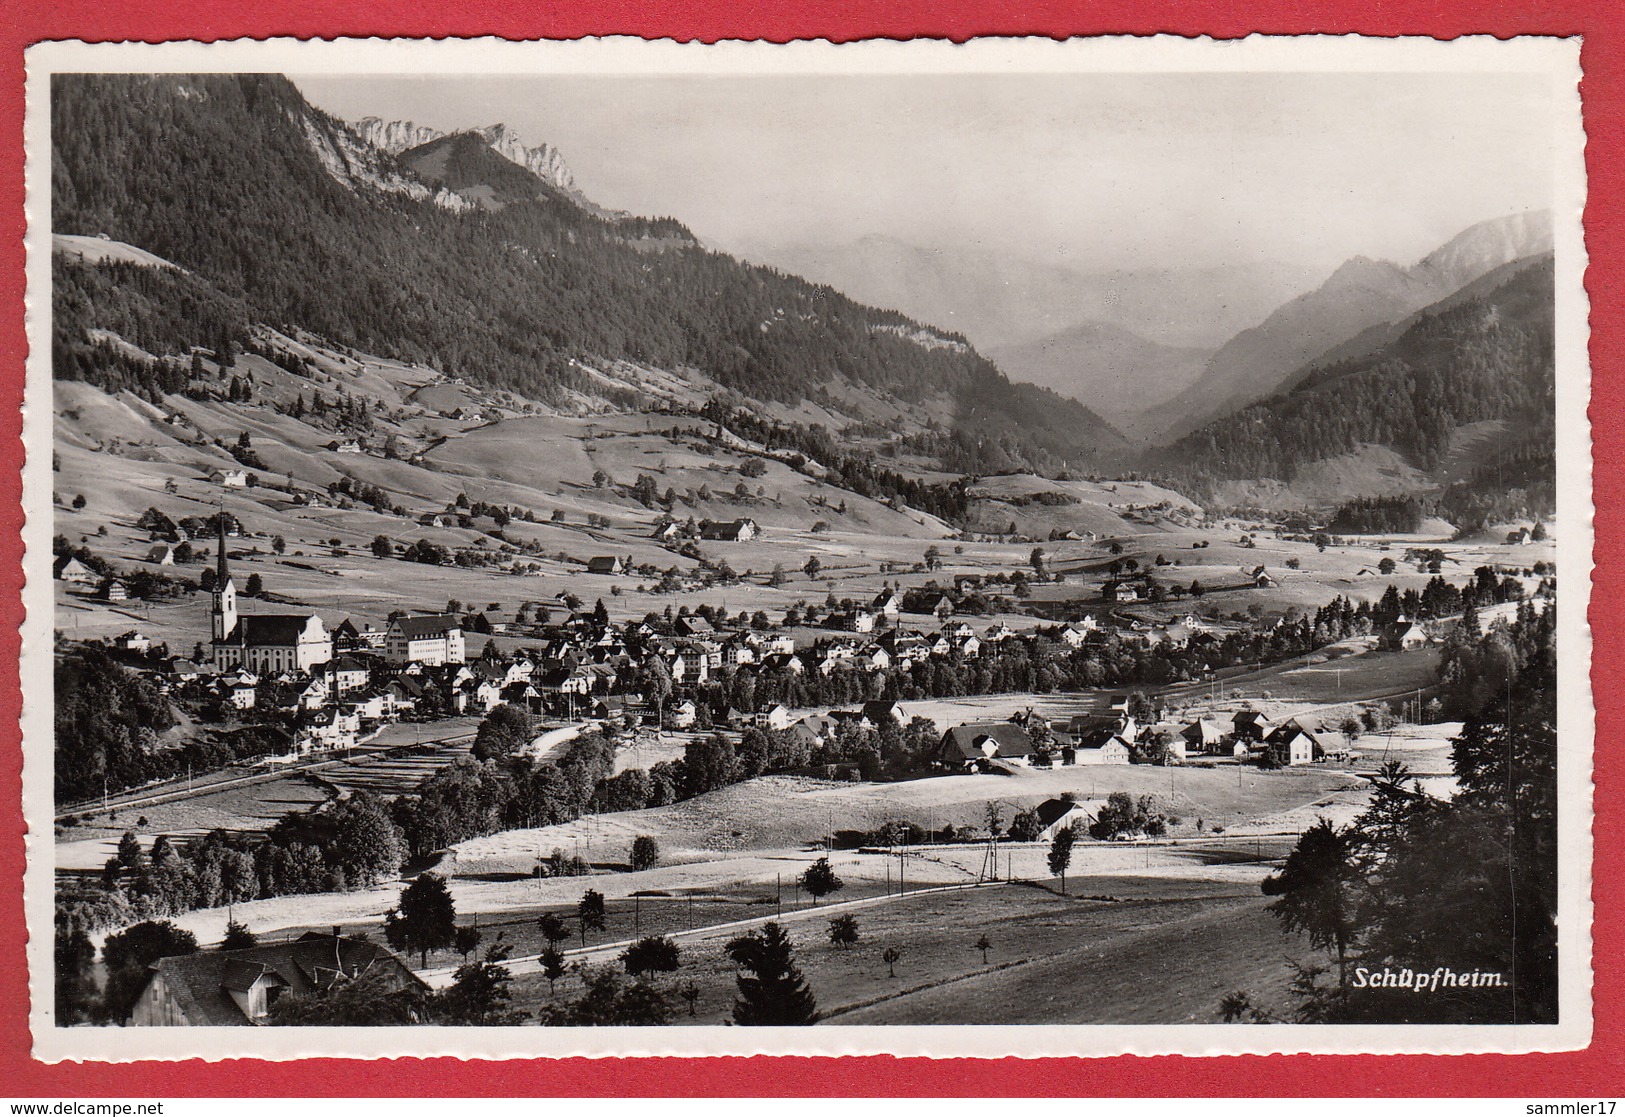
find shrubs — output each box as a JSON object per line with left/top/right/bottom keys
{"left": 1088, "top": 792, "right": 1168, "bottom": 841}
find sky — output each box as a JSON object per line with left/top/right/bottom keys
{"left": 294, "top": 71, "right": 1556, "bottom": 275}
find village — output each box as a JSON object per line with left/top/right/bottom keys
{"left": 57, "top": 505, "right": 1496, "bottom": 791}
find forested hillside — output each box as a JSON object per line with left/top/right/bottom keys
{"left": 1160, "top": 256, "right": 1554, "bottom": 526}
{"left": 51, "top": 73, "right": 1125, "bottom": 474}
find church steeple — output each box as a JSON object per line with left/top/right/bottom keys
{"left": 212, "top": 508, "right": 237, "bottom": 647}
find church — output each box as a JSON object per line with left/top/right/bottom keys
{"left": 211, "top": 519, "right": 332, "bottom": 672}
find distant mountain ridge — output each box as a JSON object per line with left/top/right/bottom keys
{"left": 745, "top": 234, "right": 1322, "bottom": 352}
{"left": 351, "top": 116, "right": 578, "bottom": 197}
{"left": 1137, "top": 210, "right": 1554, "bottom": 444}
{"left": 985, "top": 322, "right": 1211, "bottom": 438}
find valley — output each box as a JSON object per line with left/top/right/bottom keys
{"left": 43, "top": 70, "right": 1562, "bottom": 1032}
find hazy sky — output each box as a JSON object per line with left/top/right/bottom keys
{"left": 295, "top": 71, "right": 1555, "bottom": 274}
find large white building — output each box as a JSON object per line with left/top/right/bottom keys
{"left": 384, "top": 613, "right": 465, "bottom": 666}
{"left": 210, "top": 519, "right": 332, "bottom": 672}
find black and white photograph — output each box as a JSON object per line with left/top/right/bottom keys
{"left": 25, "top": 35, "right": 1592, "bottom": 1059}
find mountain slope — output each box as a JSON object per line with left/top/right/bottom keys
{"left": 1138, "top": 211, "right": 1554, "bottom": 444}
{"left": 50, "top": 74, "right": 1126, "bottom": 474}
{"left": 1159, "top": 254, "right": 1554, "bottom": 520}
{"left": 746, "top": 234, "right": 1322, "bottom": 352}
{"left": 985, "top": 322, "right": 1211, "bottom": 436}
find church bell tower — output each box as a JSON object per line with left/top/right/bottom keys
{"left": 212, "top": 511, "right": 237, "bottom": 646}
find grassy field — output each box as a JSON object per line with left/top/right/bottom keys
{"left": 494, "top": 866, "right": 1318, "bottom": 1025}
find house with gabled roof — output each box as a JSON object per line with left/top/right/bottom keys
{"left": 939, "top": 723, "right": 1034, "bottom": 771}
{"left": 871, "top": 590, "right": 901, "bottom": 618}
{"left": 699, "top": 518, "right": 758, "bottom": 542}
{"left": 129, "top": 933, "right": 425, "bottom": 1026}
{"left": 1033, "top": 797, "right": 1092, "bottom": 841}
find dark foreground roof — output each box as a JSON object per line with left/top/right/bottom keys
{"left": 145, "top": 934, "right": 423, "bottom": 1026}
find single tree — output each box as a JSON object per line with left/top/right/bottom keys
{"left": 680, "top": 981, "right": 701, "bottom": 1018}
{"left": 621, "top": 935, "right": 682, "bottom": 977}
{"left": 371, "top": 534, "right": 394, "bottom": 559}
{"left": 1262, "top": 820, "right": 1361, "bottom": 994}
{"left": 726, "top": 921, "right": 817, "bottom": 1025}
{"left": 538, "top": 911, "right": 571, "bottom": 950}
{"left": 882, "top": 946, "right": 901, "bottom": 978}
{"left": 803, "top": 555, "right": 822, "bottom": 580}
{"left": 629, "top": 835, "right": 660, "bottom": 872}
{"left": 454, "top": 924, "right": 483, "bottom": 962}
{"left": 577, "top": 889, "right": 607, "bottom": 947}
{"left": 220, "top": 921, "right": 258, "bottom": 951}
{"left": 439, "top": 944, "right": 524, "bottom": 1025}
{"left": 799, "top": 856, "right": 844, "bottom": 905}
{"left": 244, "top": 572, "right": 264, "bottom": 597}
{"left": 975, "top": 935, "right": 992, "bottom": 965}
{"left": 1048, "top": 824, "right": 1077, "bottom": 894}
{"left": 828, "top": 914, "right": 859, "bottom": 951}
{"left": 538, "top": 946, "right": 567, "bottom": 996}
{"left": 384, "top": 872, "right": 458, "bottom": 967}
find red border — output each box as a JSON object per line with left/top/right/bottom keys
{"left": 3, "top": 0, "right": 1621, "bottom": 1097}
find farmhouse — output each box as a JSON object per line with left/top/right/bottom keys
{"left": 1382, "top": 620, "right": 1430, "bottom": 651}
{"left": 384, "top": 614, "right": 465, "bottom": 666}
{"left": 699, "top": 518, "right": 759, "bottom": 542}
{"left": 1103, "top": 580, "right": 1139, "bottom": 603}
{"left": 939, "top": 723, "right": 1034, "bottom": 770}
{"left": 1265, "top": 718, "right": 1323, "bottom": 766}
{"left": 54, "top": 555, "right": 99, "bottom": 586}
{"left": 128, "top": 933, "right": 425, "bottom": 1026}
{"left": 1033, "top": 797, "right": 1092, "bottom": 841}
{"left": 862, "top": 700, "right": 909, "bottom": 727}
{"left": 1231, "top": 709, "right": 1274, "bottom": 742}
{"left": 209, "top": 469, "right": 249, "bottom": 487}
{"left": 114, "top": 631, "right": 152, "bottom": 653}
{"left": 146, "top": 543, "right": 177, "bottom": 566}
{"left": 585, "top": 556, "right": 626, "bottom": 575}
{"left": 1073, "top": 730, "right": 1132, "bottom": 765}
{"left": 871, "top": 590, "right": 901, "bottom": 618}
{"left": 99, "top": 577, "right": 129, "bottom": 602}
{"left": 327, "top": 439, "right": 363, "bottom": 454}
{"left": 1180, "top": 718, "right": 1225, "bottom": 754}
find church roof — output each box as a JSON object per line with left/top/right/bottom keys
{"left": 223, "top": 614, "right": 321, "bottom": 646}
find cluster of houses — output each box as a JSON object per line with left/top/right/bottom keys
{"left": 934, "top": 701, "right": 1355, "bottom": 774}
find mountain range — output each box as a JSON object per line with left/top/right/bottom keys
{"left": 1134, "top": 210, "right": 1554, "bottom": 443}
{"left": 743, "top": 234, "right": 1321, "bottom": 352}
{"left": 50, "top": 74, "right": 1127, "bottom": 479}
